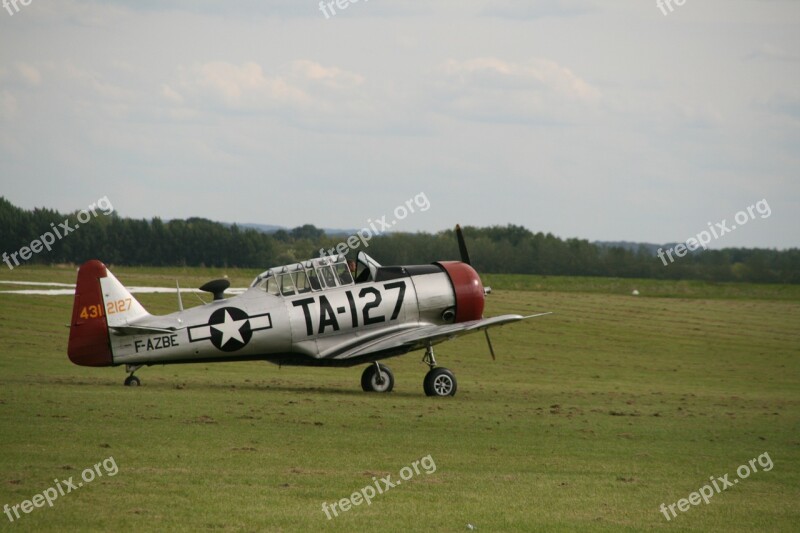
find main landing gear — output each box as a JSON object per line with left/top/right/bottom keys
{"left": 421, "top": 343, "right": 457, "bottom": 397}
{"left": 360, "top": 344, "right": 457, "bottom": 397}
{"left": 124, "top": 365, "right": 142, "bottom": 387}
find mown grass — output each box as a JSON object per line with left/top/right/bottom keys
{"left": 0, "top": 265, "right": 798, "bottom": 531}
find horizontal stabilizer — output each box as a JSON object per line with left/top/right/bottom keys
{"left": 109, "top": 325, "right": 179, "bottom": 336}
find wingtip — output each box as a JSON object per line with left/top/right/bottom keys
{"left": 522, "top": 312, "right": 553, "bottom": 319}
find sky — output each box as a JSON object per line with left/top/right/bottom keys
{"left": 1, "top": 0, "right": 798, "bottom": 249}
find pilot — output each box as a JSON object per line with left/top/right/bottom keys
{"left": 354, "top": 265, "right": 371, "bottom": 283}
{"left": 308, "top": 271, "right": 321, "bottom": 290}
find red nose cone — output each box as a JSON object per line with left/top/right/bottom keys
{"left": 436, "top": 261, "right": 485, "bottom": 322}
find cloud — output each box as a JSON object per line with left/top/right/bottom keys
{"left": 161, "top": 84, "right": 184, "bottom": 105}
{"left": 0, "top": 64, "right": 42, "bottom": 88}
{"left": 290, "top": 60, "right": 364, "bottom": 90}
{"left": 434, "top": 57, "right": 600, "bottom": 123}
{"left": 15, "top": 64, "right": 42, "bottom": 86}
{"left": 161, "top": 59, "right": 376, "bottom": 123}
{"left": 167, "top": 61, "right": 309, "bottom": 111}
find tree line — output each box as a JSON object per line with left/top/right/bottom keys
{"left": 1, "top": 197, "right": 797, "bottom": 283}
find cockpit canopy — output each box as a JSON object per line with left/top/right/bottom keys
{"left": 250, "top": 254, "right": 355, "bottom": 297}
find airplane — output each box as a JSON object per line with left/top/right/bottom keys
{"left": 67, "top": 226, "right": 550, "bottom": 396}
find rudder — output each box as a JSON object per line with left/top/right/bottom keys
{"left": 68, "top": 260, "right": 113, "bottom": 367}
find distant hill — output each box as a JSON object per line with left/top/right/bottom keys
{"left": 594, "top": 241, "right": 684, "bottom": 255}
{"left": 234, "top": 223, "right": 284, "bottom": 234}
{"left": 235, "top": 223, "right": 359, "bottom": 237}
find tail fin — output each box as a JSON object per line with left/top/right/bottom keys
{"left": 67, "top": 260, "right": 149, "bottom": 367}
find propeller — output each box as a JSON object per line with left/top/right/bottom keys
{"left": 455, "top": 224, "right": 496, "bottom": 360}
{"left": 455, "top": 224, "right": 471, "bottom": 265}
{"left": 484, "top": 329, "right": 496, "bottom": 361}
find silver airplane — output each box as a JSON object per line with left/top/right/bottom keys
{"left": 67, "top": 226, "right": 549, "bottom": 396}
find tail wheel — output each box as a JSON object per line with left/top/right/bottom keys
{"left": 361, "top": 363, "right": 394, "bottom": 393}
{"left": 423, "top": 368, "right": 457, "bottom": 397}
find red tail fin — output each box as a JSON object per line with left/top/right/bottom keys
{"left": 68, "top": 260, "right": 113, "bottom": 367}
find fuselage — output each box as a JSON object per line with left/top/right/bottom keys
{"left": 68, "top": 254, "right": 485, "bottom": 368}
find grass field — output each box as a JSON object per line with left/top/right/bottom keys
{"left": 1, "top": 265, "right": 798, "bottom": 532}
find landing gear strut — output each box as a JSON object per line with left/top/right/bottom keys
{"left": 124, "top": 365, "right": 142, "bottom": 387}
{"left": 422, "top": 344, "right": 457, "bottom": 397}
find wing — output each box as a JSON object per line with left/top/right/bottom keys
{"left": 320, "top": 313, "right": 551, "bottom": 361}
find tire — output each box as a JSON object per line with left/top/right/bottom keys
{"left": 124, "top": 375, "right": 141, "bottom": 387}
{"left": 423, "top": 368, "right": 457, "bottom": 397}
{"left": 361, "top": 364, "right": 394, "bottom": 393}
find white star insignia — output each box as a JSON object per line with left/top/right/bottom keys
{"left": 212, "top": 310, "right": 248, "bottom": 347}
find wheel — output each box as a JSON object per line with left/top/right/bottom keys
{"left": 423, "top": 368, "right": 457, "bottom": 397}
{"left": 124, "top": 375, "right": 141, "bottom": 387}
{"left": 360, "top": 364, "right": 394, "bottom": 393}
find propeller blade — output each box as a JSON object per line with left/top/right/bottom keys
{"left": 455, "top": 224, "right": 471, "bottom": 265}
{"left": 484, "top": 329, "right": 496, "bottom": 361}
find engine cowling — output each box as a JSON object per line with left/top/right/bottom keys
{"left": 436, "top": 261, "right": 485, "bottom": 322}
